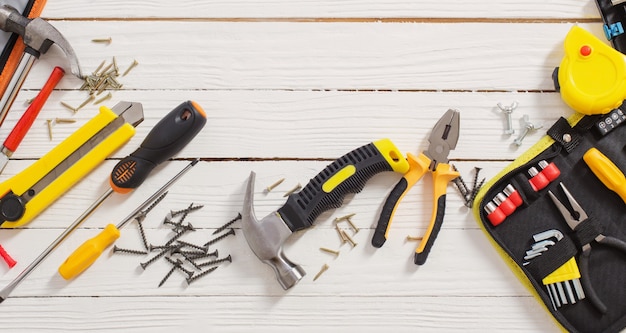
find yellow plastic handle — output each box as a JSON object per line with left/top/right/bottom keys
{"left": 0, "top": 106, "right": 136, "bottom": 228}
{"left": 58, "top": 223, "right": 120, "bottom": 280}
{"left": 583, "top": 147, "right": 626, "bottom": 204}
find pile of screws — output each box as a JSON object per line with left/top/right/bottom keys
{"left": 452, "top": 166, "right": 485, "bottom": 208}
{"left": 314, "top": 213, "right": 361, "bottom": 281}
{"left": 113, "top": 203, "right": 240, "bottom": 287}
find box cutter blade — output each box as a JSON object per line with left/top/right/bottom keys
{"left": 0, "top": 101, "right": 144, "bottom": 228}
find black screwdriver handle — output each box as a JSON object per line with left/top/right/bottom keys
{"left": 110, "top": 101, "right": 207, "bottom": 193}
{"left": 277, "top": 139, "right": 409, "bottom": 232}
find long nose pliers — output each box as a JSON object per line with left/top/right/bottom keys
{"left": 371, "top": 109, "right": 460, "bottom": 265}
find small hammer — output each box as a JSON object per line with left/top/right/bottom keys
{"left": 0, "top": 5, "right": 83, "bottom": 127}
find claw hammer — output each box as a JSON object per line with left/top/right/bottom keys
{"left": 0, "top": 5, "right": 83, "bottom": 127}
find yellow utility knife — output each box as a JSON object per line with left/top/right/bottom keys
{"left": 0, "top": 101, "right": 144, "bottom": 228}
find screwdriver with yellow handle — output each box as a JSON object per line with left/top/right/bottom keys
{"left": 0, "top": 101, "right": 206, "bottom": 303}
{"left": 583, "top": 147, "right": 626, "bottom": 204}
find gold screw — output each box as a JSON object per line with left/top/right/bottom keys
{"left": 283, "top": 183, "right": 302, "bottom": 197}
{"left": 123, "top": 59, "right": 139, "bottom": 77}
{"left": 94, "top": 92, "right": 112, "bottom": 105}
{"left": 313, "top": 263, "right": 329, "bottom": 281}
{"left": 55, "top": 118, "right": 76, "bottom": 124}
{"left": 319, "top": 247, "right": 340, "bottom": 256}
{"left": 60, "top": 101, "right": 77, "bottom": 113}
{"left": 265, "top": 178, "right": 285, "bottom": 193}
{"left": 335, "top": 225, "right": 347, "bottom": 243}
{"left": 76, "top": 95, "right": 95, "bottom": 112}
{"left": 91, "top": 37, "right": 112, "bottom": 44}
{"left": 46, "top": 119, "right": 53, "bottom": 140}
{"left": 341, "top": 230, "right": 357, "bottom": 247}
{"left": 406, "top": 235, "right": 424, "bottom": 241}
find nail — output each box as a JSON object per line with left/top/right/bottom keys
{"left": 313, "top": 264, "right": 329, "bottom": 281}
{"left": 46, "top": 119, "right": 53, "bottom": 140}
{"left": 60, "top": 101, "right": 77, "bottom": 113}
{"left": 406, "top": 235, "right": 423, "bottom": 241}
{"left": 76, "top": 95, "right": 95, "bottom": 112}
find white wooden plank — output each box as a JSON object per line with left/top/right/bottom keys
{"left": 17, "top": 22, "right": 608, "bottom": 91}
{"left": 0, "top": 90, "right": 574, "bottom": 160}
{"left": 41, "top": 0, "right": 597, "bottom": 20}
{"left": 0, "top": 296, "right": 557, "bottom": 332}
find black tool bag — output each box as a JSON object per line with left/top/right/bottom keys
{"left": 473, "top": 112, "right": 626, "bottom": 333}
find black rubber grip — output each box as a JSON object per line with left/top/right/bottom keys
{"left": 372, "top": 177, "right": 408, "bottom": 248}
{"left": 277, "top": 142, "right": 396, "bottom": 232}
{"left": 110, "top": 101, "right": 207, "bottom": 191}
{"left": 414, "top": 194, "right": 446, "bottom": 265}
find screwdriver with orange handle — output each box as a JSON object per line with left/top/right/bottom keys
{"left": 583, "top": 147, "right": 626, "bottom": 204}
{"left": 0, "top": 101, "right": 206, "bottom": 302}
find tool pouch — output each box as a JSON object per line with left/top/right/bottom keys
{"left": 0, "top": 0, "right": 47, "bottom": 98}
{"left": 473, "top": 111, "right": 626, "bottom": 332}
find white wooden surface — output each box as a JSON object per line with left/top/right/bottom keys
{"left": 0, "top": 1, "right": 612, "bottom": 332}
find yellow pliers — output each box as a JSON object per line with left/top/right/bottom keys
{"left": 372, "top": 109, "right": 460, "bottom": 265}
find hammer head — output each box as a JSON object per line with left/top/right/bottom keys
{"left": 242, "top": 172, "right": 305, "bottom": 290}
{"left": 0, "top": 5, "right": 83, "bottom": 78}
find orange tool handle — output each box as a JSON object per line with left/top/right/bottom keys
{"left": 372, "top": 152, "right": 429, "bottom": 248}
{"left": 0, "top": 244, "right": 16, "bottom": 268}
{"left": 413, "top": 163, "right": 459, "bottom": 265}
{"left": 3, "top": 66, "right": 65, "bottom": 152}
{"left": 57, "top": 223, "right": 120, "bottom": 280}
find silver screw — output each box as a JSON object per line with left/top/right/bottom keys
{"left": 497, "top": 101, "right": 518, "bottom": 135}
{"left": 513, "top": 115, "right": 542, "bottom": 146}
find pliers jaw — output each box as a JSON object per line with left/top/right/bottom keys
{"left": 424, "top": 109, "right": 460, "bottom": 170}
{"left": 547, "top": 183, "right": 589, "bottom": 231}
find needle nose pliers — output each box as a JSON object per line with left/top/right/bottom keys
{"left": 372, "top": 109, "right": 460, "bottom": 265}
{"left": 548, "top": 183, "right": 626, "bottom": 314}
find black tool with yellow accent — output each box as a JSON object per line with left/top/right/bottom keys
{"left": 241, "top": 138, "right": 409, "bottom": 289}
{"left": 372, "top": 109, "right": 460, "bottom": 265}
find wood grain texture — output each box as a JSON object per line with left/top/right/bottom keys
{"left": 0, "top": 0, "right": 618, "bottom": 332}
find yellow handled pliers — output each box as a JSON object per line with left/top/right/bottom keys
{"left": 372, "top": 109, "right": 460, "bottom": 265}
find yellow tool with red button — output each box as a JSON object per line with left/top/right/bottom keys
{"left": 555, "top": 26, "right": 626, "bottom": 115}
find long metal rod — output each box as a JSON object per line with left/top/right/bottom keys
{"left": 0, "top": 53, "right": 36, "bottom": 128}
{"left": 0, "top": 158, "right": 199, "bottom": 302}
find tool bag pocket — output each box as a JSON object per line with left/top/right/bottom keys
{"left": 473, "top": 113, "right": 626, "bottom": 333}
{"left": 0, "top": 0, "right": 47, "bottom": 98}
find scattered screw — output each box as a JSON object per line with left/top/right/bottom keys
{"left": 148, "top": 244, "right": 176, "bottom": 252}
{"left": 176, "top": 240, "right": 208, "bottom": 252}
{"left": 164, "top": 228, "right": 192, "bottom": 247}
{"left": 91, "top": 37, "right": 112, "bottom": 44}
{"left": 341, "top": 230, "right": 357, "bottom": 247}
{"left": 335, "top": 225, "right": 347, "bottom": 243}
{"left": 60, "top": 101, "right": 77, "bottom": 113}
{"left": 212, "top": 213, "right": 242, "bottom": 235}
{"left": 406, "top": 235, "right": 424, "bottom": 241}
{"left": 158, "top": 261, "right": 179, "bottom": 287}
{"left": 265, "top": 178, "right": 285, "bottom": 193}
{"left": 75, "top": 94, "right": 95, "bottom": 112}
{"left": 46, "top": 119, "right": 53, "bottom": 140}
{"left": 497, "top": 101, "right": 518, "bottom": 135}
{"left": 94, "top": 92, "right": 112, "bottom": 105}
{"left": 334, "top": 213, "right": 356, "bottom": 222}
{"left": 140, "top": 244, "right": 181, "bottom": 270}
{"left": 93, "top": 60, "right": 106, "bottom": 74}
{"left": 54, "top": 118, "right": 76, "bottom": 124}
{"left": 513, "top": 114, "right": 542, "bottom": 146}
{"left": 112, "top": 245, "right": 147, "bottom": 255}
{"left": 465, "top": 177, "right": 485, "bottom": 208}
{"left": 197, "top": 254, "right": 232, "bottom": 268}
{"left": 165, "top": 257, "right": 194, "bottom": 278}
{"left": 203, "top": 228, "right": 235, "bottom": 247}
{"left": 186, "top": 266, "right": 218, "bottom": 284}
{"left": 283, "top": 183, "right": 302, "bottom": 197}
{"left": 186, "top": 249, "right": 219, "bottom": 261}
{"left": 135, "top": 219, "right": 149, "bottom": 251}
{"left": 177, "top": 251, "right": 203, "bottom": 270}
{"left": 320, "top": 247, "right": 340, "bottom": 256}
{"left": 123, "top": 59, "right": 139, "bottom": 77}
{"left": 313, "top": 263, "right": 329, "bottom": 281}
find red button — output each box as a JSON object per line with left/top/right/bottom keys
{"left": 580, "top": 45, "right": 592, "bottom": 56}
